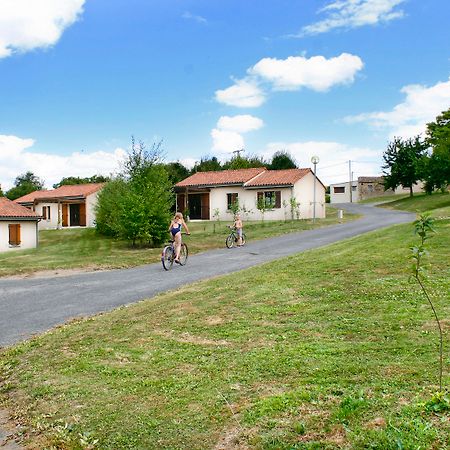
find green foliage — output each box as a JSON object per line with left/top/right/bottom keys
{"left": 6, "top": 171, "right": 44, "bottom": 200}
{"left": 289, "top": 197, "right": 300, "bottom": 220}
{"left": 164, "top": 161, "right": 190, "bottom": 185}
{"left": 222, "top": 154, "right": 266, "bottom": 170}
{"left": 424, "top": 391, "right": 450, "bottom": 413}
{"left": 53, "top": 175, "right": 109, "bottom": 189}
{"left": 382, "top": 136, "right": 428, "bottom": 196}
{"left": 95, "top": 137, "right": 173, "bottom": 246}
{"left": 229, "top": 199, "right": 240, "bottom": 216}
{"left": 269, "top": 150, "right": 297, "bottom": 170}
{"left": 191, "top": 156, "right": 222, "bottom": 173}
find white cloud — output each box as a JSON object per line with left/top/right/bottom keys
{"left": 344, "top": 77, "right": 450, "bottom": 138}
{"left": 217, "top": 115, "right": 264, "bottom": 133}
{"left": 211, "top": 114, "right": 263, "bottom": 155}
{"left": 300, "top": 0, "right": 406, "bottom": 36}
{"left": 0, "top": 134, "right": 126, "bottom": 190}
{"left": 215, "top": 78, "right": 266, "bottom": 108}
{"left": 250, "top": 53, "right": 364, "bottom": 92}
{"left": 0, "top": 0, "right": 85, "bottom": 58}
{"left": 263, "top": 140, "right": 382, "bottom": 185}
{"left": 182, "top": 11, "right": 207, "bottom": 24}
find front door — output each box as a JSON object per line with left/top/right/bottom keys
{"left": 188, "top": 194, "right": 202, "bottom": 220}
{"left": 70, "top": 204, "right": 81, "bottom": 226}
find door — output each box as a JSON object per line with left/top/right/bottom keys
{"left": 70, "top": 204, "right": 81, "bottom": 226}
{"left": 80, "top": 203, "right": 86, "bottom": 226}
{"left": 201, "top": 193, "right": 210, "bottom": 220}
{"left": 188, "top": 194, "right": 202, "bottom": 219}
{"left": 62, "top": 204, "right": 68, "bottom": 227}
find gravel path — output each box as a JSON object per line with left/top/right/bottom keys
{"left": 0, "top": 204, "right": 414, "bottom": 348}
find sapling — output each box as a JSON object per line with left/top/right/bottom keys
{"left": 410, "top": 213, "right": 444, "bottom": 392}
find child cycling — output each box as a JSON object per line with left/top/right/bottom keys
{"left": 169, "top": 212, "right": 190, "bottom": 264}
{"left": 233, "top": 213, "right": 243, "bottom": 246}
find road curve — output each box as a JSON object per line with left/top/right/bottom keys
{"left": 0, "top": 204, "right": 414, "bottom": 347}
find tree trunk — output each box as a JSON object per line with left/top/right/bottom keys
{"left": 409, "top": 186, "right": 413, "bottom": 197}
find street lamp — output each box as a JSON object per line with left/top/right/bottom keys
{"left": 311, "top": 156, "right": 320, "bottom": 223}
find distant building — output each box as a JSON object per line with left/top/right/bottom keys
{"left": 15, "top": 183, "right": 104, "bottom": 230}
{"left": 329, "top": 177, "right": 423, "bottom": 203}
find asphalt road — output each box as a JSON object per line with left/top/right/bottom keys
{"left": 0, "top": 204, "right": 415, "bottom": 347}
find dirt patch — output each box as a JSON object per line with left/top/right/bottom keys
{"left": 213, "top": 427, "right": 248, "bottom": 450}
{"left": 152, "top": 329, "right": 230, "bottom": 347}
{"left": 0, "top": 409, "right": 24, "bottom": 449}
{"left": 5, "top": 267, "right": 108, "bottom": 280}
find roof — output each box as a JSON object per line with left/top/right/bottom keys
{"left": 0, "top": 197, "right": 40, "bottom": 219}
{"left": 358, "top": 176, "right": 384, "bottom": 183}
{"left": 176, "top": 168, "right": 266, "bottom": 187}
{"left": 244, "top": 168, "right": 311, "bottom": 187}
{"left": 15, "top": 183, "right": 104, "bottom": 204}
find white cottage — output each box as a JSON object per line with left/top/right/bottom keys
{"left": 15, "top": 183, "right": 104, "bottom": 230}
{"left": 0, "top": 197, "right": 41, "bottom": 252}
{"left": 175, "top": 168, "right": 326, "bottom": 221}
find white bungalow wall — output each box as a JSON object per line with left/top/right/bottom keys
{"left": 0, "top": 221, "right": 38, "bottom": 252}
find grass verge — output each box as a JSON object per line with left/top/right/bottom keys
{"left": 0, "top": 203, "right": 448, "bottom": 448}
{"left": 0, "top": 207, "right": 355, "bottom": 278}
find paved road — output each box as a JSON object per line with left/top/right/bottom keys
{"left": 0, "top": 204, "right": 415, "bottom": 347}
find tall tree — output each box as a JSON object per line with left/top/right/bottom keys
{"left": 53, "top": 175, "right": 110, "bottom": 189}
{"left": 222, "top": 154, "right": 266, "bottom": 170}
{"left": 423, "top": 108, "right": 450, "bottom": 192}
{"left": 191, "top": 156, "right": 222, "bottom": 173}
{"left": 269, "top": 150, "right": 297, "bottom": 170}
{"left": 96, "top": 137, "right": 173, "bottom": 246}
{"left": 382, "top": 136, "right": 428, "bottom": 197}
{"left": 6, "top": 171, "right": 44, "bottom": 200}
{"left": 164, "top": 162, "right": 190, "bottom": 184}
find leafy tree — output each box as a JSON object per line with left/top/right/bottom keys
{"left": 269, "top": 150, "right": 297, "bottom": 170}
{"left": 164, "top": 162, "right": 190, "bottom": 185}
{"left": 6, "top": 171, "right": 44, "bottom": 200}
{"left": 191, "top": 156, "right": 222, "bottom": 173}
{"left": 96, "top": 137, "right": 173, "bottom": 246}
{"left": 53, "top": 175, "right": 110, "bottom": 189}
{"left": 382, "top": 136, "right": 428, "bottom": 197}
{"left": 423, "top": 109, "right": 450, "bottom": 192}
{"left": 0, "top": 186, "right": 3, "bottom": 197}
{"left": 222, "top": 154, "right": 266, "bottom": 170}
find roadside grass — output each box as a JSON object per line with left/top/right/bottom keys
{"left": 358, "top": 193, "right": 410, "bottom": 204}
{"left": 0, "top": 204, "right": 449, "bottom": 448}
{"left": 378, "top": 191, "right": 450, "bottom": 213}
{"left": 0, "top": 207, "right": 354, "bottom": 278}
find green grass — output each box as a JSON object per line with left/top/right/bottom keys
{"left": 0, "top": 198, "right": 449, "bottom": 449}
{"left": 0, "top": 207, "right": 355, "bottom": 278}
{"left": 378, "top": 191, "right": 450, "bottom": 213}
{"left": 357, "top": 193, "right": 410, "bottom": 204}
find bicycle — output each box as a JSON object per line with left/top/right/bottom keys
{"left": 161, "top": 233, "right": 189, "bottom": 270}
{"left": 225, "top": 226, "right": 246, "bottom": 249}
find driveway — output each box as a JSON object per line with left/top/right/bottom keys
{"left": 0, "top": 204, "right": 414, "bottom": 347}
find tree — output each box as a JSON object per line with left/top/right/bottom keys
{"left": 53, "top": 175, "right": 110, "bottom": 189}
{"left": 164, "top": 162, "right": 190, "bottom": 185}
{"left": 382, "top": 136, "right": 428, "bottom": 197}
{"left": 6, "top": 171, "right": 44, "bottom": 200}
{"left": 0, "top": 186, "right": 3, "bottom": 197}
{"left": 423, "top": 109, "right": 450, "bottom": 192}
{"left": 269, "top": 150, "right": 297, "bottom": 170}
{"left": 191, "top": 156, "right": 222, "bottom": 173}
{"left": 95, "top": 137, "right": 173, "bottom": 246}
{"left": 222, "top": 154, "right": 266, "bottom": 170}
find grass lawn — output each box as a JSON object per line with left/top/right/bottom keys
{"left": 378, "top": 191, "right": 450, "bottom": 213}
{"left": 0, "top": 206, "right": 355, "bottom": 278}
{"left": 0, "top": 198, "right": 449, "bottom": 448}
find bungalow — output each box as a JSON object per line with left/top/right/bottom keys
{"left": 14, "top": 183, "right": 104, "bottom": 230}
{"left": 0, "top": 197, "right": 41, "bottom": 252}
{"left": 175, "top": 168, "right": 326, "bottom": 221}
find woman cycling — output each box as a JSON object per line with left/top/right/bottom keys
{"left": 169, "top": 212, "right": 190, "bottom": 264}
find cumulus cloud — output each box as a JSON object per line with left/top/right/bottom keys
{"left": 215, "top": 78, "right": 266, "bottom": 108}
{"left": 263, "top": 140, "right": 382, "bottom": 185}
{"left": 344, "top": 77, "right": 450, "bottom": 138}
{"left": 0, "top": 134, "right": 126, "bottom": 190}
{"left": 211, "top": 115, "right": 264, "bottom": 155}
{"left": 216, "top": 53, "right": 363, "bottom": 107}
{"left": 300, "top": 0, "right": 406, "bottom": 36}
{"left": 250, "top": 53, "right": 364, "bottom": 92}
{"left": 0, "top": 0, "right": 85, "bottom": 58}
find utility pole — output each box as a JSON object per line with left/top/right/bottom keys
{"left": 348, "top": 160, "right": 352, "bottom": 203}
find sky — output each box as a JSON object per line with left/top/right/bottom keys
{"left": 0, "top": 0, "right": 449, "bottom": 190}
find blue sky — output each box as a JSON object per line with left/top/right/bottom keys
{"left": 1, "top": 0, "right": 449, "bottom": 189}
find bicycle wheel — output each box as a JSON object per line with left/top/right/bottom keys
{"left": 161, "top": 245, "right": 174, "bottom": 271}
{"left": 225, "top": 233, "right": 235, "bottom": 248}
{"left": 179, "top": 243, "right": 188, "bottom": 265}
{"left": 241, "top": 233, "right": 246, "bottom": 246}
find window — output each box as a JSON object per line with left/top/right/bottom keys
{"left": 367, "top": 184, "right": 374, "bottom": 192}
{"left": 227, "top": 193, "right": 239, "bottom": 210}
{"left": 334, "top": 186, "right": 345, "bottom": 194}
{"left": 42, "top": 206, "right": 51, "bottom": 220}
{"left": 8, "top": 224, "right": 21, "bottom": 246}
{"left": 257, "top": 191, "right": 281, "bottom": 209}
{"left": 352, "top": 185, "right": 357, "bottom": 191}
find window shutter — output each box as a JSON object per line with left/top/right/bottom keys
{"left": 17, "top": 224, "right": 21, "bottom": 245}
{"left": 275, "top": 191, "right": 281, "bottom": 208}
{"left": 8, "top": 224, "right": 21, "bottom": 245}
{"left": 42, "top": 206, "right": 47, "bottom": 220}
{"left": 47, "top": 206, "right": 51, "bottom": 220}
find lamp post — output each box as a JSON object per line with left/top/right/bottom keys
{"left": 311, "top": 156, "right": 319, "bottom": 223}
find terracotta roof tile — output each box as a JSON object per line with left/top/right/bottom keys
{"left": 15, "top": 183, "right": 104, "bottom": 203}
{"left": 244, "top": 169, "right": 311, "bottom": 187}
{"left": 176, "top": 168, "right": 266, "bottom": 187}
{"left": 0, "top": 197, "right": 40, "bottom": 219}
